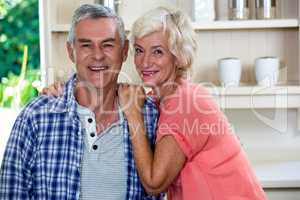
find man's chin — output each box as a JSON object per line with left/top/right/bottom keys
{"left": 76, "top": 79, "right": 112, "bottom": 91}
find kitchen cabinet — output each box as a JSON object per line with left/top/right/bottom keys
{"left": 40, "top": 0, "right": 300, "bottom": 110}
{"left": 192, "top": 2, "right": 300, "bottom": 199}
{"left": 39, "top": 0, "right": 300, "bottom": 199}
{"left": 190, "top": 1, "right": 300, "bottom": 112}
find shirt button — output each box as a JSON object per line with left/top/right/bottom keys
{"left": 92, "top": 145, "right": 98, "bottom": 150}
{"left": 90, "top": 132, "right": 95, "bottom": 137}
{"left": 87, "top": 118, "right": 93, "bottom": 123}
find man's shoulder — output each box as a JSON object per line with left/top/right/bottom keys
{"left": 141, "top": 96, "right": 159, "bottom": 128}
{"left": 19, "top": 95, "right": 63, "bottom": 119}
{"left": 143, "top": 96, "right": 158, "bottom": 115}
{"left": 144, "top": 96, "right": 158, "bottom": 109}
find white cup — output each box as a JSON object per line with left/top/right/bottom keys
{"left": 218, "top": 57, "right": 241, "bottom": 87}
{"left": 255, "top": 57, "right": 279, "bottom": 87}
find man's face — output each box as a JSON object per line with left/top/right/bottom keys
{"left": 67, "top": 18, "right": 128, "bottom": 90}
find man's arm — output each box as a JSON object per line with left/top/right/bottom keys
{"left": 0, "top": 113, "right": 35, "bottom": 200}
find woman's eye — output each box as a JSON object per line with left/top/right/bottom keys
{"left": 135, "top": 48, "right": 143, "bottom": 55}
{"left": 153, "top": 49, "right": 163, "bottom": 55}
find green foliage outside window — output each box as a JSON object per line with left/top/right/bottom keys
{"left": 0, "top": 45, "right": 41, "bottom": 108}
{"left": 0, "top": 0, "right": 40, "bottom": 77}
{"left": 0, "top": 0, "right": 22, "bottom": 19}
{"left": 0, "top": 0, "right": 40, "bottom": 108}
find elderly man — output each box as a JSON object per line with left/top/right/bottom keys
{"left": 0, "top": 4, "right": 163, "bottom": 200}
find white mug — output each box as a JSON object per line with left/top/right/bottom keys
{"left": 218, "top": 57, "right": 242, "bottom": 87}
{"left": 255, "top": 57, "right": 279, "bottom": 87}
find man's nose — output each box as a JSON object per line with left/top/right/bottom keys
{"left": 92, "top": 46, "right": 104, "bottom": 60}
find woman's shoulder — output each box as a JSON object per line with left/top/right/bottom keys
{"left": 178, "top": 80, "right": 210, "bottom": 96}
{"left": 161, "top": 80, "right": 217, "bottom": 116}
{"left": 175, "top": 80, "right": 214, "bottom": 106}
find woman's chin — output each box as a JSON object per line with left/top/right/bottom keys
{"left": 143, "top": 79, "right": 160, "bottom": 87}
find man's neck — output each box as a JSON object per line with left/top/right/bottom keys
{"left": 75, "top": 83, "right": 119, "bottom": 133}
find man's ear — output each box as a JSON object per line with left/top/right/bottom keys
{"left": 66, "top": 42, "right": 75, "bottom": 63}
{"left": 122, "top": 39, "right": 129, "bottom": 62}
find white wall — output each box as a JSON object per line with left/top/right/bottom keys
{"left": 0, "top": 108, "right": 19, "bottom": 165}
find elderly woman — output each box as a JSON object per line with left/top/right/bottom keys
{"left": 118, "top": 7, "right": 266, "bottom": 200}
{"left": 42, "top": 7, "right": 266, "bottom": 200}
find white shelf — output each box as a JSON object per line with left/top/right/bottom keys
{"left": 51, "top": 19, "right": 299, "bottom": 32}
{"left": 51, "top": 24, "right": 70, "bottom": 32}
{"left": 206, "top": 86, "right": 300, "bottom": 109}
{"left": 254, "top": 160, "right": 300, "bottom": 188}
{"left": 193, "top": 19, "right": 299, "bottom": 30}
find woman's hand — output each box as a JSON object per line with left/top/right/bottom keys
{"left": 40, "top": 81, "right": 64, "bottom": 97}
{"left": 118, "top": 84, "right": 145, "bottom": 121}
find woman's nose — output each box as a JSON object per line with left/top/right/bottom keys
{"left": 141, "top": 54, "right": 152, "bottom": 68}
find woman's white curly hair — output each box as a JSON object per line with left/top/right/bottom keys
{"left": 130, "top": 7, "right": 198, "bottom": 78}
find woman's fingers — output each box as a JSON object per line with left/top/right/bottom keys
{"left": 118, "top": 84, "right": 145, "bottom": 115}
{"left": 41, "top": 87, "right": 50, "bottom": 95}
{"left": 40, "top": 81, "right": 64, "bottom": 97}
{"left": 54, "top": 82, "right": 64, "bottom": 96}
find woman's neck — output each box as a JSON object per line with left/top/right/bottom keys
{"left": 154, "top": 77, "right": 182, "bottom": 101}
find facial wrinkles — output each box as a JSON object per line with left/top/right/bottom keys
{"left": 127, "top": 32, "right": 180, "bottom": 103}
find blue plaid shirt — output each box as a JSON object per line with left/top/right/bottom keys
{"left": 0, "top": 74, "right": 164, "bottom": 200}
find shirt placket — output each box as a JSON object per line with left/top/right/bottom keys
{"left": 83, "top": 114, "right": 99, "bottom": 152}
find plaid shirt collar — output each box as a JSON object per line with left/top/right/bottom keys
{"left": 49, "top": 74, "right": 77, "bottom": 117}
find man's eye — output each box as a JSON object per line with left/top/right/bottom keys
{"left": 81, "top": 44, "right": 91, "bottom": 48}
{"left": 103, "top": 43, "right": 114, "bottom": 48}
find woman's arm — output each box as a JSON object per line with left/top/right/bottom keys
{"left": 118, "top": 84, "right": 186, "bottom": 195}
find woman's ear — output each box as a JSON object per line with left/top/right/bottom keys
{"left": 66, "top": 42, "right": 75, "bottom": 63}
{"left": 174, "top": 58, "right": 181, "bottom": 69}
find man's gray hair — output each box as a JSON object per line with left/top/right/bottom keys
{"left": 68, "top": 4, "right": 126, "bottom": 46}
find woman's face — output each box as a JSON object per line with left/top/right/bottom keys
{"left": 134, "top": 31, "right": 177, "bottom": 87}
